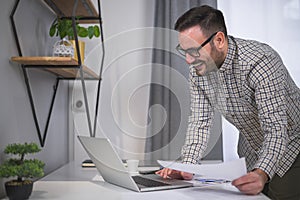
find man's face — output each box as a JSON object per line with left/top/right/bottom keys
{"left": 178, "top": 26, "right": 219, "bottom": 76}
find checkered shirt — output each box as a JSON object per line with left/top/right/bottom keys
{"left": 181, "top": 36, "right": 300, "bottom": 179}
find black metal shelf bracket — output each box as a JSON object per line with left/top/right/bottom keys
{"left": 22, "top": 65, "right": 60, "bottom": 147}
{"left": 92, "top": 0, "right": 105, "bottom": 137}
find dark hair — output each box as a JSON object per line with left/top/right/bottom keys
{"left": 174, "top": 5, "right": 227, "bottom": 38}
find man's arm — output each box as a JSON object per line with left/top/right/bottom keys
{"left": 232, "top": 53, "right": 288, "bottom": 195}
{"left": 156, "top": 70, "right": 214, "bottom": 180}
{"left": 181, "top": 70, "right": 215, "bottom": 164}
{"left": 250, "top": 55, "right": 288, "bottom": 179}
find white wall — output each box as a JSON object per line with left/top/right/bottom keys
{"left": 218, "top": 0, "right": 300, "bottom": 161}
{"left": 0, "top": 0, "right": 69, "bottom": 197}
{"left": 71, "top": 0, "right": 155, "bottom": 162}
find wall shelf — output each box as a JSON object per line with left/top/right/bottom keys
{"left": 43, "top": 0, "right": 99, "bottom": 23}
{"left": 11, "top": 56, "right": 99, "bottom": 79}
{"left": 10, "top": 0, "right": 105, "bottom": 147}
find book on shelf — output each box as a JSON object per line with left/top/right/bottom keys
{"left": 81, "top": 159, "right": 95, "bottom": 167}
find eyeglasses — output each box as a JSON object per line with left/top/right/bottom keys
{"left": 176, "top": 32, "right": 218, "bottom": 57}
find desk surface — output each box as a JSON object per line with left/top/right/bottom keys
{"left": 26, "top": 162, "right": 270, "bottom": 200}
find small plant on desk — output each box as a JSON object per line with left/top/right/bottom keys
{"left": 0, "top": 142, "right": 45, "bottom": 200}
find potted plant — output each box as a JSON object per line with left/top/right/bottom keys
{"left": 49, "top": 17, "right": 100, "bottom": 63}
{"left": 0, "top": 142, "right": 45, "bottom": 200}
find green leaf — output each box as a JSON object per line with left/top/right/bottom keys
{"left": 88, "top": 26, "right": 94, "bottom": 39}
{"left": 49, "top": 18, "right": 58, "bottom": 37}
{"left": 94, "top": 26, "right": 100, "bottom": 37}
{"left": 49, "top": 25, "right": 57, "bottom": 37}
{"left": 67, "top": 26, "right": 75, "bottom": 40}
{"left": 78, "top": 26, "right": 88, "bottom": 38}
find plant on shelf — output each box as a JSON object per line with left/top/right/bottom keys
{"left": 49, "top": 17, "right": 100, "bottom": 40}
{"left": 49, "top": 17, "right": 100, "bottom": 63}
{"left": 0, "top": 142, "right": 45, "bottom": 200}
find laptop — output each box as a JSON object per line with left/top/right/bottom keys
{"left": 77, "top": 136, "right": 193, "bottom": 192}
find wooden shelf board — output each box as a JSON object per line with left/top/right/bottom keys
{"left": 11, "top": 56, "right": 99, "bottom": 79}
{"left": 43, "top": 0, "right": 98, "bottom": 23}
{"left": 11, "top": 56, "right": 78, "bottom": 65}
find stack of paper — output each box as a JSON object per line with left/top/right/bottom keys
{"left": 158, "top": 157, "right": 247, "bottom": 181}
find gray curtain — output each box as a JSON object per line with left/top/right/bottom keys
{"left": 145, "top": 0, "right": 223, "bottom": 161}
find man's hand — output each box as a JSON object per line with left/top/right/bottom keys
{"left": 232, "top": 169, "right": 269, "bottom": 195}
{"left": 155, "top": 168, "right": 193, "bottom": 180}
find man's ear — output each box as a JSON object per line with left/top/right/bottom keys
{"left": 214, "top": 32, "right": 226, "bottom": 49}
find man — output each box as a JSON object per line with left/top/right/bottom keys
{"left": 156, "top": 5, "right": 300, "bottom": 200}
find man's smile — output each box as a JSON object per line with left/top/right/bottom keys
{"left": 190, "top": 61, "right": 206, "bottom": 75}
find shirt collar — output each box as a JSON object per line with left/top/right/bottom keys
{"left": 219, "top": 36, "right": 236, "bottom": 72}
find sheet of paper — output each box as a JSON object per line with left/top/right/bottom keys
{"left": 157, "top": 158, "right": 247, "bottom": 181}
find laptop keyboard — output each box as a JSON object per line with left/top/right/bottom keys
{"left": 132, "top": 176, "right": 170, "bottom": 187}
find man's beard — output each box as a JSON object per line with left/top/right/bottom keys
{"left": 190, "top": 58, "right": 218, "bottom": 76}
{"left": 190, "top": 60, "right": 207, "bottom": 76}
{"left": 210, "top": 43, "right": 225, "bottom": 69}
{"left": 190, "top": 46, "right": 224, "bottom": 76}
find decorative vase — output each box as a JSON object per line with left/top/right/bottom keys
{"left": 5, "top": 180, "right": 33, "bottom": 200}
{"left": 53, "top": 38, "right": 74, "bottom": 58}
{"left": 52, "top": 38, "right": 85, "bottom": 64}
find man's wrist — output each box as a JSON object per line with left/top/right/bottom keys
{"left": 253, "top": 168, "right": 269, "bottom": 183}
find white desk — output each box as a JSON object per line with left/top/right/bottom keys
{"left": 27, "top": 162, "right": 269, "bottom": 200}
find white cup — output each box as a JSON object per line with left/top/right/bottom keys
{"left": 126, "top": 159, "right": 139, "bottom": 173}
